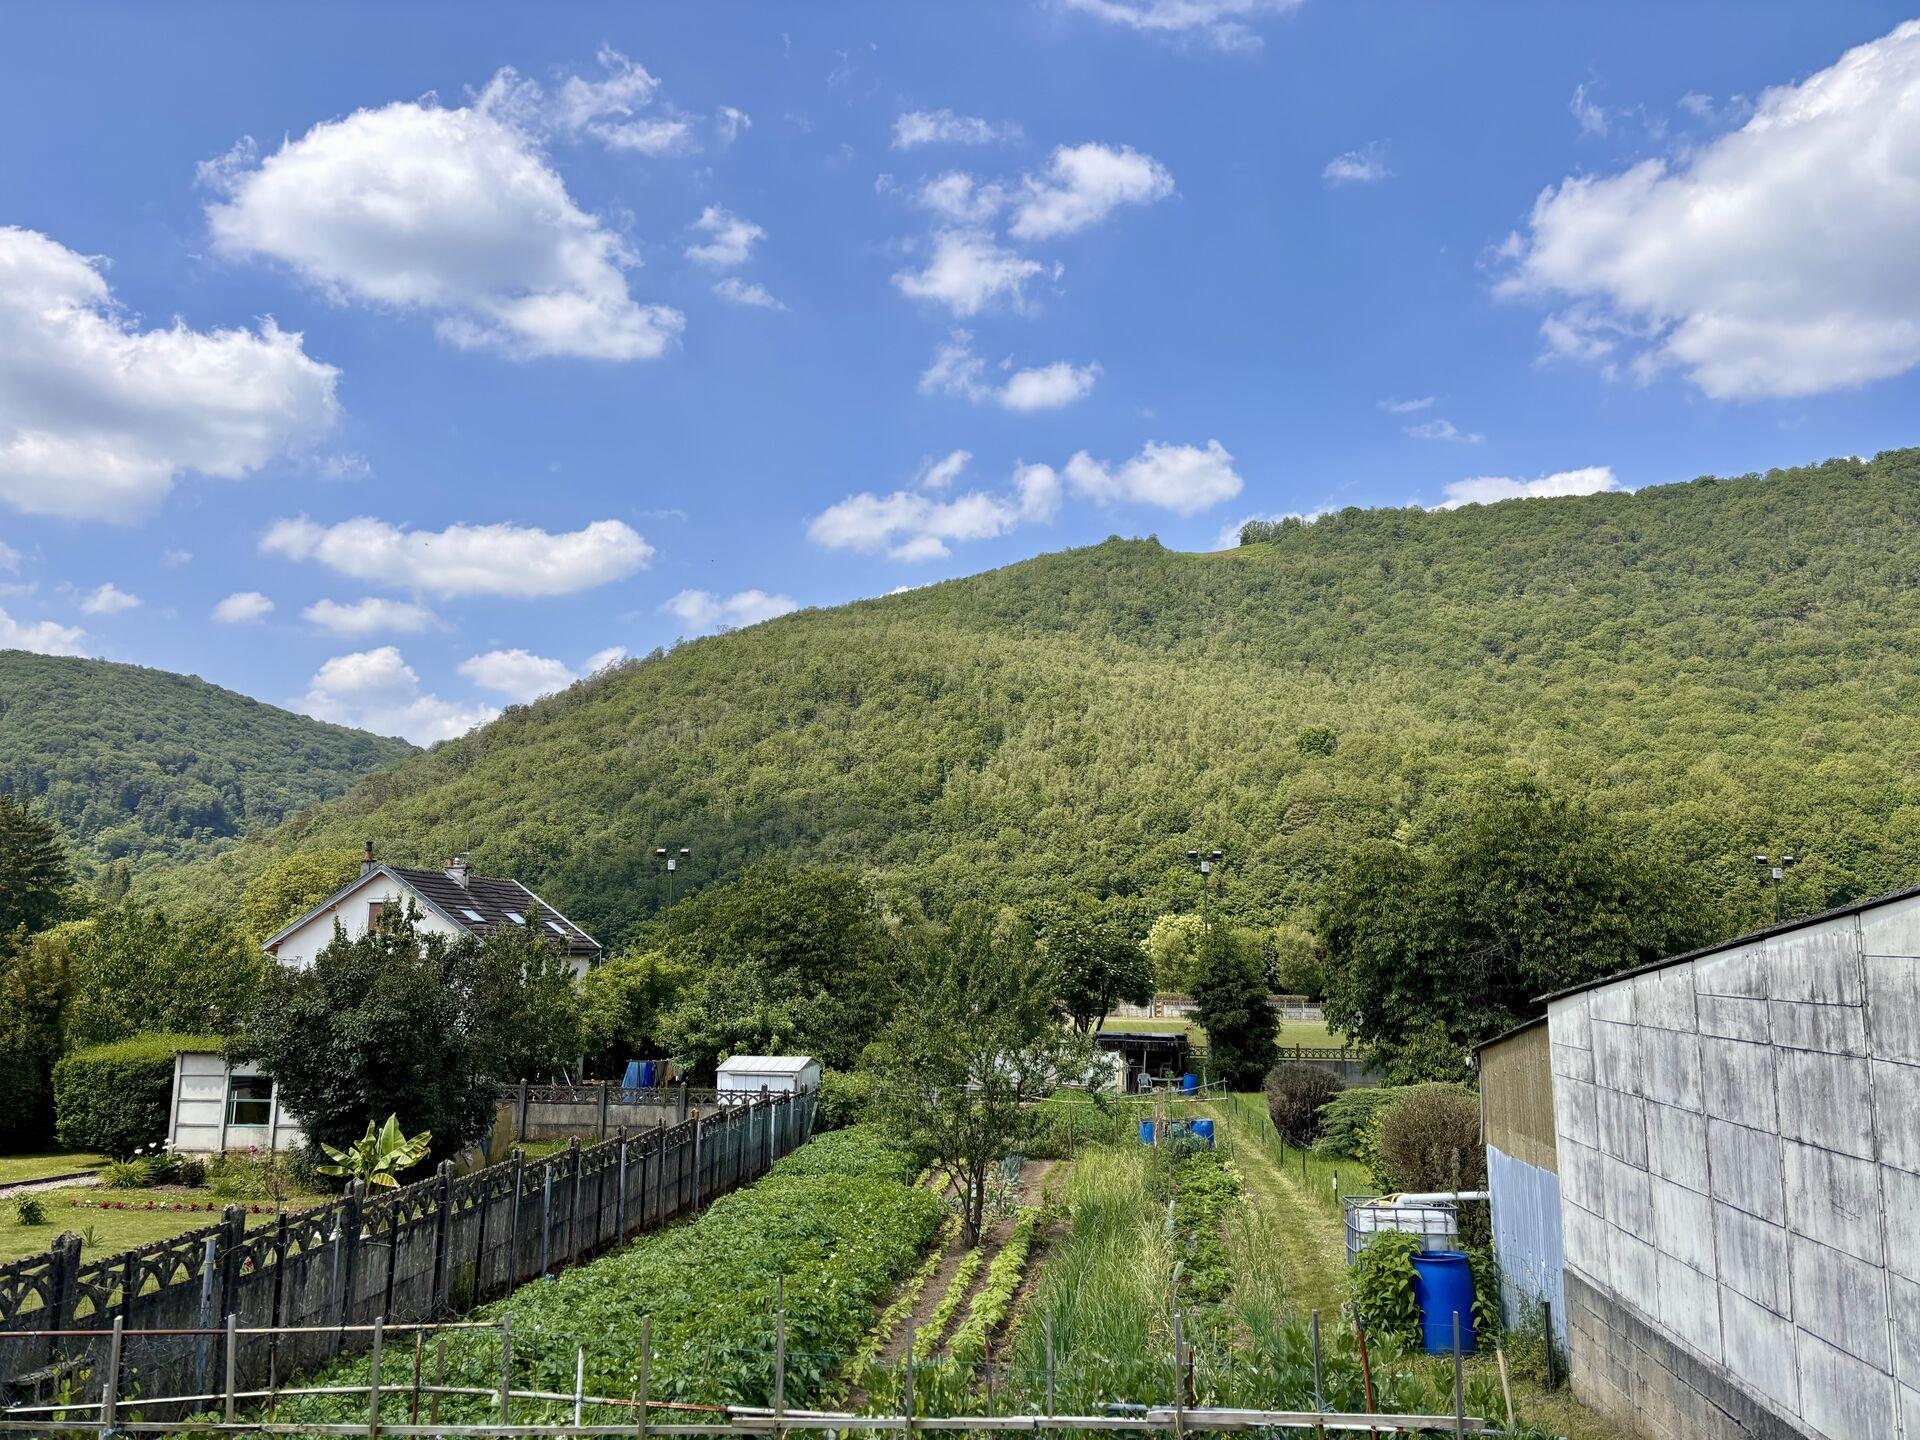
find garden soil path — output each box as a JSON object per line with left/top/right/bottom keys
{"left": 0, "top": 1173, "right": 100, "bottom": 1200}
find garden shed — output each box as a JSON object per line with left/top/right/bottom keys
{"left": 167, "top": 1050, "right": 305, "bottom": 1154}
{"left": 715, "top": 1055, "right": 821, "bottom": 1103}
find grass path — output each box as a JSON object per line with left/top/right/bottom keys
{"left": 1197, "top": 1099, "right": 1347, "bottom": 1317}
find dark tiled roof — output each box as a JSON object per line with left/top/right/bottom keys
{"left": 387, "top": 866, "right": 601, "bottom": 955}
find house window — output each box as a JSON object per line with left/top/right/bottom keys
{"left": 368, "top": 900, "right": 386, "bottom": 928}
{"left": 227, "top": 1075, "right": 274, "bottom": 1128}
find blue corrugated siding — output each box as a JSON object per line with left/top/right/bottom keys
{"left": 1487, "top": 1143, "right": 1567, "bottom": 1346}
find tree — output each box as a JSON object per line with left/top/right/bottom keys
{"left": 239, "top": 905, "right": 498, "bottom": 1163}
{"left": 0, "top": 928, "right": 71, "bottom": 1146}
{"left": 871, "top": 909, "right": 1089, "bottom": 1244}
{"left": 657, "top": 861, "right": 894, "bottom": 1071}
{"left": 580, "top": 948, "right": 693, "bottom": 1066}
{"left": 1264, "top": 920, "right": 1326, "bottom": 999}
{"left": 1264, "top": 1061, "right": 1344, "bottom": 1147}
{"left": 1318, "top": 778, "right": 1714, "bottom": 1081}
{"left": 460, "top": 924, "right": 585, "bottom": 1082}
{"left": 0, "top": 795, "right": 72, "bottom": 938}
{"left": 240, "top": 849, "right": 363, "bottom": 945}
{"left": 1030, "top": 899, "right": 1153, "bottom": 1033}
{"left": 1373, "top": 1084, "right": 1486, "bottom": 1193}
{"left": 1190, "top": 923, "right": 1277, "bottom": 1090}
{"left": 62, "top": 903, "right": 266, "bottom": 1048}
{"left": 1144, "top": 913, "right": 1204, "bottom": 992}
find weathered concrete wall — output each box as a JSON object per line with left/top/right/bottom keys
{"left": 1548, "top": 898, "right": 1920, "bottom": 1440}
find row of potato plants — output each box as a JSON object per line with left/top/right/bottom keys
{"left": 270, "top": 1126, "right": 943, "bottom": 1425}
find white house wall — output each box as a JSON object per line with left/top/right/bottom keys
{"left": 1549, "top": 897, "right": 1920, "bottom": 1440}
{"left": 168, "top": 1053, "right": 306, "bottom": 1155}
{"left": 271, "top": 874, "right": 465, "bottom": 968}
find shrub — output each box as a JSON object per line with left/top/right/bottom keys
{"left": 13, "top": 1195, "right": 46, "bottom": 1226}
{"left": 1263, "top": 1062, "right": 1344, "bottom": 1147}
{"left": 815, "top": 1070, "right": 875, "bottom": 1132}
{"left": 1313, "top": 1086, "right": 1398, "bottom": 1170}
{"left": 54, "top": 1033, "right": 222, "bottom": 1160}
{"left": 1349, "top": 1231, "right": 1499, "bottom": 1348}
{"left": 1373, "top": 1083, "right": 1485, "bottom": 1194}
{"left": 770, "top": 1123, "right": 915, "bottom": 1184}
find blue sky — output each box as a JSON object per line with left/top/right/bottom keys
{"left": 2, "top": 1, "right": 1917, "bottom": 741}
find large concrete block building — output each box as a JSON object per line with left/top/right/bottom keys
{"left": 1500, "top": 887, "right": 1920, "bottom": 1440}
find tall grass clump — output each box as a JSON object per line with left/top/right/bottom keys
{"left": 1005, "top": 1145, "right": 1174, "bottom": 1410}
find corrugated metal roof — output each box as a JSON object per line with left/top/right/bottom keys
{"left": 716, "top": 1055, "right": 818, "bottom": 1075}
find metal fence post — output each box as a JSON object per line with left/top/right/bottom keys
{"left": 598, "top": 1081, "right": 611, "bottom": 1140}
{"left": 515, "top": 1079, "right": 530, "bottom": 1140}
{"left": 430, "top": 1160, "right": 453, "bottom": 1314}
{"left": 1543, "top": 1300, "right": 1557, "bottom": 1388}
{"left": 1452, "top": 1312, "right": 1465, "bottom": 1438}
{"left": 692, "top": 1114, "right": 704, "bottom": 1210}
{"left": 367, "top": 1315, "right": 385, "bottom": 1440}
{"left": 903, "top": 1324, "right": 915, "bottom": 1437}
{"left": 508, "top": 1148, "right": 525, "bottom": 1285}
{"left": 499, "top": 1311, "right": 513, "bottom": 1427}
{"left": 101, "top": 1314, "right": 124, "bottom": 1435}
{"left": 637, "top": 1315, "right": 651, "bottom": 1440}
{"left": 224, "top": 1312, "right": 238, "bottom": 1422}
{"left": 774, "top": 1275, "right": 787, "bottom": 1440}
{"left": 568, "top": 1136, "right": 583, "bottom": 1264}
{"left": 615, "top": 1129, "right": 629, "bottom": 1240}
{"left": 540, "top": 1163, "right": 554, "bottom": 1277}
{"left": 573, "top": 1345, "right": 586, "bottom": 1428}
{"left": 1044, "top": 1315, "right": 1055, "bottom": 1419}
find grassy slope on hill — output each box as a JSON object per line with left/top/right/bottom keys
{"left": 144, "top": 449, "right": 1920, "bottom": 946}
{"left": 0, "top": 651, "right": 413, "bottom": 881}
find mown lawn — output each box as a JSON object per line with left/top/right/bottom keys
{"left": 1096, "top": 1016, "right": 1341, "bottom": 1048}
{"left": 0, "top": 1151, "right": 107, "bottom": 1186}
{"left": 1, "top": 1187, "right": 331, "bottom": 1263}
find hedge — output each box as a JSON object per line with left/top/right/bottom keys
{"left": 53, "top": 1033, "right": 224, "bottom": 1159}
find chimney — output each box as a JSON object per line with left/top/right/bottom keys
{"left": 360, "top": 840, "right": 375, "bottom": 878}
{"left": 446, "top": 855, "right": 472, "bottom": 888}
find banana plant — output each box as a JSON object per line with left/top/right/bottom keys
{"left": 315, "top": 1114, "right": 433, "bottom": 1189}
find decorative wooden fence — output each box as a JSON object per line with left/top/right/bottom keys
{"left": 0, "top": 1090, "right": 815, "bottom": 1413}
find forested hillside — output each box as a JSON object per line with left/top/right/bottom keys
{"left": 145, "top": 448, "right": 1920, "bottom": 947}
{"left": 0, "top": 653, "right": 413, "bottom": 883}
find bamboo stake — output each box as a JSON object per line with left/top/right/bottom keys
{"left": 1450, "top": 1313, "right": 1464, "bottom": 1439}
{"left": 1494, "top": 1348, "right": 1514, "bottom": 1434}
{"left": 1309, "top": 1311, "right": 1324, "bottom": 1440}
{"left": 410, "top": 1334, "right": 424, "bottom": 1426}
{"left": 431, "top": 1339, "right": 446, "bottom": 1428}
{"left": 1350, "top": 1321, "right": 1376, "bottom": 1440}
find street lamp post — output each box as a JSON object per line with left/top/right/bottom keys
{"left": 1753, "top": 852, "right": 1796, "bottom": 924}
{"left": 1186, "top": 848, "right": 1225, "bottom": 928}
{"left": 655, "top": 845, "right": 692, "bottom": 908}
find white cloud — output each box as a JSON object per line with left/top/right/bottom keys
{"left": 457, "top": 647, "right": 577, "bottom": 702}
{"left": 1009, "top": 143, "right": 1174, "bottom": 241}
{"left": 162, "top": 548, "right": 193, "bottom": 568}
{"left": 302, "top": 596, "right": 438, "bottom": 635}
{"left": 809, "top": 457, "right": 1063, "bottom": 562}
{"left": 1432, "top": 466, "right": 1621, "bottom": 511}
{"left": 0, "top": 542, "right": 22, "bottom": 573}
{"left": 297, "top": 645, "right": 495, "bottom": 744}
{"left": 212, "top": 591, "right": 274, "bottom": 624}
{"left": 0, "top": 606, "right": 86, "bottom": 656}
{"left": 661, "top": 588, "right": 799, "bottom": 631}
{"left": 1322, "top": 144, "right": 1391, "bottom": 185}
{"left": 596, "top": 118, "right": 694, "bottom": 156}
{"left": 1502, "top": 21, "right": 1920, "bottom": 398}
{"left": 1405, "top": 418, "right": 1484, "bottom": 444}
{"left": 1569, "top": 81, "right": 1610, "bottom": 137}
{"left": 79, "top": 582, "right": 140, "bottom": 616}
{"left": 550, "top": 45, "right": 660, "bottom": 135}
{"left": 1377, "top": 396, "right": 1434, "bottom": 413}
{"left": 1057, "top": 0, "right": 1299, "bottom": 51}
{"left": 712, "top": 278, "right": 787, "bottom": 311}
{"left": 204, "top": 89, "right": 684, "bottom": 362}
{"left": 1064, "top": 440, "right": 1242, "bottom": 514}
{"left": 893, "top": 231, "right": 1047, "bottom": 316}
{"left": 262, "top": 515, "right": 653, "bottom": 597}
{"left": 684, "top": 206, "right": 764, "bottom": 268}
{"left": 918, "top": 332, "right": 1098, "bottom": 410}
{"left": 542, "top": 45, "right": 701, "bottom": 156}
{"left": 0, "top": 227, "right": 339, "bottom": 520}
{"left": 892, "top": 109, "right": 1022, "bottom": 149}
{"left": 913, "top": 172, "right": 1009, "bottom": 225}
{"left": 584, "top": 645, "right": 627, "bottom": 673}
{"left": 917, "top": 449, "right": 971, "bottom": 490}
{"left": 715, "top": 107, "right": 751, "bottom": 145}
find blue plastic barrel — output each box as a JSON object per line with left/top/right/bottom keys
{"left": 1411, "top": 1251, "right": 1476, "bottom": 1355}
{"left": 1182, "top": 1073, "right": 1199, "bottom": 1094}
{"left": 1192, "top": 1119, "right": 1215, "bottom": 1147}
{"left": 1139, "top": 1120, "right": 1156, "bottom": 1145}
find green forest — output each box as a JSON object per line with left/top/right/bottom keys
{"left": 0, "top": 653, "right": 413, "bottom": 883}
{"left": 130, "top": 447, "right": 1920, "bottom": 950}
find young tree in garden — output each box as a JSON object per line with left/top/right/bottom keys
{"left": 1317, "top": 777, "right": 1715, "bottom": 1082}
{"left": 239, "top": 849, "right": 364, "bottom": 945}
{"left": 0, "top": 795, "right": 72, "bottom": 937}
{"left": 871, "top": 909, "right": 1090, "bottom": 1245}
{"left": 1190, "top": 924, "right": 1278, "bottom": 1089}
{"left": 1029, "top": 899, "right": 1154, "bottom": 1033}
{"left": 0, "top": 928, "right": 70, "bottom": 1146}
{"left": 240, "top": 905, "right": 498, "bottom": 1163}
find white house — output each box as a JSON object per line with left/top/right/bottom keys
{"left": 167, "top": 846, "right": 602, "bottom": 1155}
{"left": 262, "top": 845, "right": 603, "bottom": 978}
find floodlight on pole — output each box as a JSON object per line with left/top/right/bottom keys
{"left": 1188, "top": 848, "right": 1226, "bottom": 928}
{"left": 1753, "top": 852, "right": 1797, "bottom": 923}
{"left": 657, "top": 844, "right": 692, "bottom": 907}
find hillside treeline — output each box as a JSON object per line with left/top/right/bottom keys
{"left": 143, "top": 448, "right": 1920, "bottom": 949}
